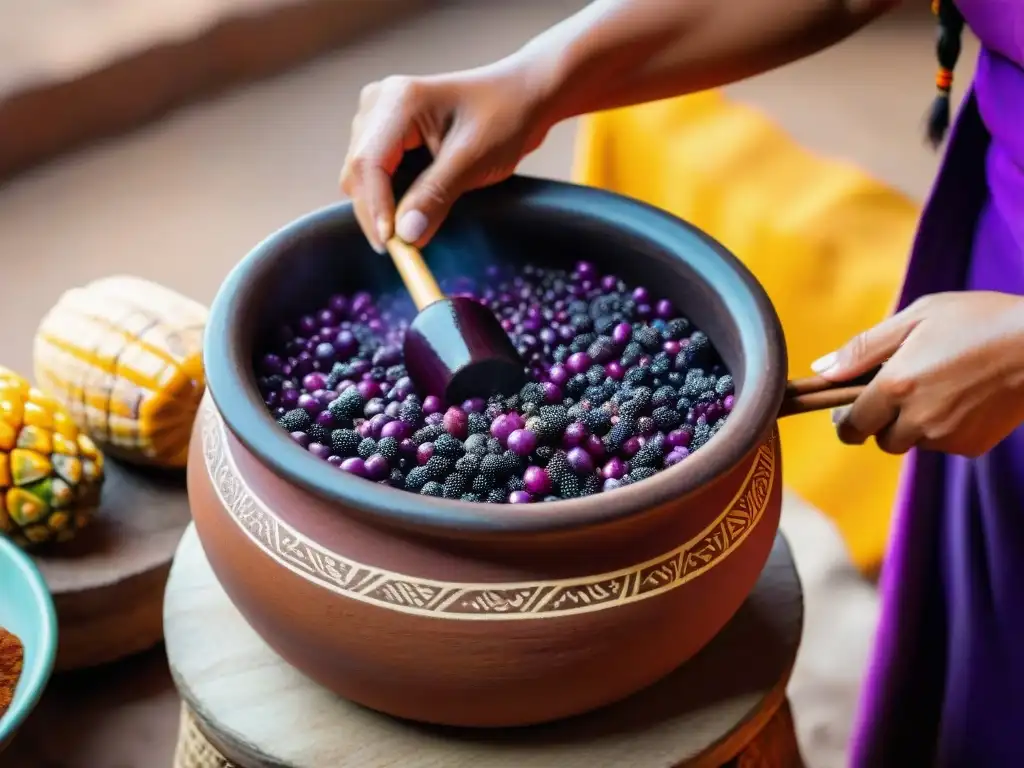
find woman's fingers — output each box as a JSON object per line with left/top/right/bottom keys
{"left": 873, "top": 413, "right": 923, "bottom": 455}
{"left": 833, "top": 377, "right": 901, "bottom": 446}
{"left": 394, "top": 126, "right": 483, "bottom": 246}
{"left": 811, "top": 301, "right": 927, "bottom": 381}
{"left": 341, "top": 78, "right": 425, "bottom": 252}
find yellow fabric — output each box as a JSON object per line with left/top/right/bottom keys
{"left": 572, "top": 92, "right": 917, "bottom": 573}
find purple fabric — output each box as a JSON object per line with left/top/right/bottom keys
{"left": 850, "top": 2, "right": 1024, "bottom": 765}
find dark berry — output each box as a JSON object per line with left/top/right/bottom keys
{"left": 605, "top": 420, "right": 635, "bottom": 451}
{"left": 620, "top": 341, "right": 644, "bottom": 366}
{"left": 421, "top": 481, "right": 444, "bottom": 497}
{"left": 652, "top": 406, "right": 682, "bottom": 431}
{"left": 412, "top": 424, "right": 446, "bottom": 444}
{"left": 324, "top": 362, "right": 350, "bottom": 389}
{"left": 519, "top": 382, "right": 545, "bottom": 405}
{"left": 385, "top": 364, "right": 408, "bottom": 381}
{"left": 582, "top": 474, "right": 601, "bottom": 496}
{"left": 330, "top": 428, "right": 361, "bottom": 456}
{"left": 434, "top": 433, "right": 465, "bottom": 459}
{"left": 443, "top": 473, "right": 469, "bottom": 499}
{"left": 455, "top": 454, "right": 482, "bottom": 475}
{"left": 546, "top": 451, "right": 573, "bottom": 489}
{"left": 629, "top": 386, "right": 653, "bottom": 410}
{"left": 682, "top": 369, "right": 708, "bottom": 399}
{"left": 472, "top": 473, "right": 495, "bottom": 494}
{"left": 663, "top": 318, "right": 691, "bottom": 340}
{"left": 389, "top": 468, "right": 405, "bottom": 487}
{"left": 566, "top": 374, "right": 589, "bottom": 398}
{"left": 357, "top": 438, "right": 377, "bottom": 459}
{"left": 715, "top": 375, "right": 734, "bottom": 396}
{"left": 570, "top": 314, "right": 594, "bottom": 333}
{"left": 278, "top": 408, "right": 311, "bottom": 432}
{"left": 423, "top": 455, "right": 454, "bottom": 481}
{"left": 624, "top": 366, "right": 649, "bottom": 385}
{"left": 502, "top": 450, "right": 527, "bottom": 476}
{"left": 649, "top": 354, "right": 671, "bottom": 377}
{"left": 461, "top": 493, "right": 482, "bottom": 503}
{"left": 685, "top": 331, "right": 712, "bottom": 365}
{"left": 652, "top": 385, "right": 676, "bottom": 408}
{"left": 306, "top": 423, "right": 330, "bottom": 445}
{"left": 468, "top": 412, "right": 490, "bottom": 434}
{"left": 629, "top": 466, "right": 659, "bottom": 483}
{"left": 532, "top": 445, "right": 555, "bottom": 466}
{"left": 569, "top": 332, "right": 598, "bottom": 353}
{"left": 587, "top": 337, "right": 617, "bottom": 364}
{"left": 559, "top": 474, "right": 582, "bottom": 498}
{"left": 584, "top": 408, "right": 612, "bottom": 435}
{"left": 487, "top": 489, "right": 507, "bottom": 504}
{"left": 566, "top": 404, "right": 588, "bottom": 423}
{"left": 618, "top": 399, "right": 644, "bottom": 422}
{"left": 327, "top": 387, "right": 363, "bottom": 421}
{"left": 632, "top": 435, "right": 666, "bottom": 468}
{"left": 506, "top": 476, "right": 526, "bottom": 493}
{"left": 399, "top": 399, "right": 423, "bottom": 425}
{"left": 553, "top": 345, "right": 571, "bottom": 363}
{"left": 634, "top": 325, "right": 662, "bottom": 351}
{"left": 376, "top": 437, "right": 399, "bottom": 460}
{"left": 404, "top": 467, "right": 429, "bottom": 491}
{"left": 465, "top": 433, "right": 489, "bottom": 455}
{"left": 480, "top": 454, "right": 504, "bottom": 478}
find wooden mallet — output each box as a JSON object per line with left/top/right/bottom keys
{"left": 385, "top": 237, "right": 528, "bottom": 404}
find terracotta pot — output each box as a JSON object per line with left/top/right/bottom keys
{"left": 189, "top": 173, "right": 790, "bottom": 728}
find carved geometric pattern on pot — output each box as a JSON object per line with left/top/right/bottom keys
{"left": 200, "top": 401, "right": 777, "bottom": 620}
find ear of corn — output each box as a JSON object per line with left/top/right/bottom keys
{"left": 0, "top": 366, "right": 104, "bottom": 547}
{"left": 33, "top": 276, "right": 208, "bottom": 469}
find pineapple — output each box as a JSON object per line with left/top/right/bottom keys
{"left": 33, "top": 275, "right": 207, "bottom": 469}
{"left": 0, "top": 366, "right": 104, "bottom": 548}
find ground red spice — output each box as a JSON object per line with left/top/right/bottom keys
{"left": 0, "top": 627, "right": 24, "bottom": 718}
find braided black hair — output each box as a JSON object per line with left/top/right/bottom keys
{"left": 927, "top": 0, "right": 965, "bottom": 148}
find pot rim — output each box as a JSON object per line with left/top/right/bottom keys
{"left": 203, "top": 176, "right": 786, "bottom": 537}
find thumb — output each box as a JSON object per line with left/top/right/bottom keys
{"left": 811, "top": 306, "right": 922, "bottom": 381}
{"left": 393, "top": 136, "right": 479, "bottom": 247}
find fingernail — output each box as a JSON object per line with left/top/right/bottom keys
{"left": 811, "top": 352, "right": 838, "bottom": 374}
{"left": 371, "top": 242, "right": 385, "bottom": 255}
{"left": 831, "top": 407, "right": 845, "bottom": 425}
{"left": 375, "top": 216, "right": 391, "bottom": 248}
{"left": 396, "top": 209, "right": 428, "bottom": 243}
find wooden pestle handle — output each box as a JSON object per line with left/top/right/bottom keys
{"left": 778, "top": 368, "right": 880, "bottom": 418}
{"left": 386, "top": 237, "right": 444, "bottom": 311}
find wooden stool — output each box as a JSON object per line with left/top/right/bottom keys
{"left": 166, "top": 524, "right": 804, "bottom": 768}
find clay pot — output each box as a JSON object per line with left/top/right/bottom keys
{"left": 189, "top": 174, "right": 787, "bottom": 728}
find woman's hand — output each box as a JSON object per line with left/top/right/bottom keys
{"left": 811, "top": 291, "right": 1024, "bottom": 457}
{"left": 340, "top": 59, "right": 556, "bottom": 252}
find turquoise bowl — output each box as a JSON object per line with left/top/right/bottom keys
{"left": 0, "top": 536, "right": 57, "bottom": 752}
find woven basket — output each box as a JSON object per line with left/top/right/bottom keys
{"left": 174, "top": 705, "right": 238, "bottom": 768}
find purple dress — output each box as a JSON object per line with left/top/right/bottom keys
{"left": 851, "top": 1, "right": 1024, "bottom": 765}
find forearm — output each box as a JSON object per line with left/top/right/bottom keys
{"left": 512, "top": 0, "right": 899, "bottom": 124}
